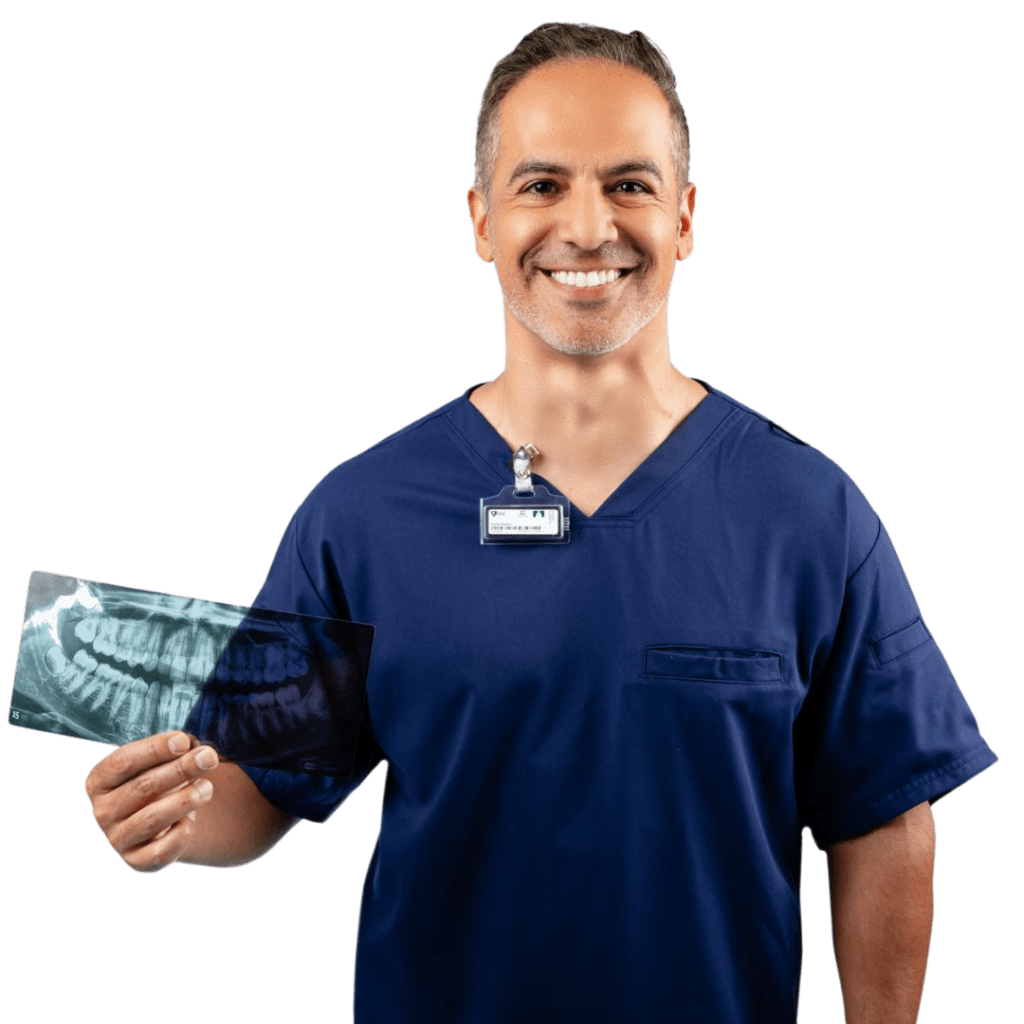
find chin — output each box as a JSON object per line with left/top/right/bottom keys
{"left": 521, "top": 310, "right": 661, "bottom": 359}
{"left": 540, "top": 331, "right": 634, "bottom": 357}
{"left": 503, "top": 288, "right": 666, "bottom": 359}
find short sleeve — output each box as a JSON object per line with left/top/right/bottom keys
{"left": 795, "top": 520, "right": 996, "bottom": 848}
{"left": 238, "top": 513, "right": 384, "bottom": 823}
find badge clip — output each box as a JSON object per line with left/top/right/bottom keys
{"left": 480, "top": 443, "right": 570, "bottom": 545}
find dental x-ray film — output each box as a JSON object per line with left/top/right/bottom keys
{"left": 10, "top": 571, "right": 375, "bottom": 777}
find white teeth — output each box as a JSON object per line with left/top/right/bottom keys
{"left": 108, "top": 679, "right": 133, "bottom": 719}
{"left": 162, "top": 627, "right": 190, "bottom": 683}
{"left": 157, "top": 683, "right": 176, "bottom": 730}
{"left": 171, "top": 681, "right": 197, "bottom": 727}
{"left": 123, "top": 620, "right": 148, "bottom": 668}
{"left": 187, "top": 631, "right": 216, "bottom": 686}
{"left": 144, "top": 680, "right": 162, "bottom": 733}
{"left": 143, "top": 622, "right": 164, "bottom": 673}
{"left": 79, "top": 677, "right": 106, "bottom": 710}
{"left": 94, "top": 619, "right": 118, "bottom": 656}
{"left": 74, "top": 617, "right": 98, "bottom": 645}
{"left": 551, "top": 269, "right": 621, "bottom": 288}
{"left": 171, "top": 653, "right": 189, "bottom": 684}
{"left": 114, "top": 620, "right": 135, "bottom": 664}
{"left": 126, "top": 679, "right": 150, "bottom": 737}
{"left": 45, "top": 645, "right": 70, "bottom": 674}
{"left": 83, "top": 663, "right": 120, "bottom": 711}
{"left": 71, "top": 649, "right": 98, "bottom": 693}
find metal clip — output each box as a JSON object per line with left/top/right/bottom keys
{"left": 512, "top": 442, "right": 540, "bottom": 495}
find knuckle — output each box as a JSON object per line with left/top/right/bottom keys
{"left": 92, "top": 801, "right": 114, "bottom": 832}
{"left": 107, "top": 820, "right": 132, "bottom": 852}
{"left": 127, "top": 771, "right": 160, "bottom": 802}
{"left": 91, "top": 792, "right": 121, "bottom": 832}
{"left": 132, "top": 805, "right": 160, "bottom": 837}
{"left": 106, "top": 747, "right": 131, "bottom": 777}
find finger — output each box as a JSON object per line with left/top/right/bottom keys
{"left": 109, "top": 777, "right": 214, "bottom": 854}
{"left": 121, "top": 816, "right": 196, "bottom": 873}
{"left": 91, "top": 744, "right": 219, "bottom": 829}
{"left": 151, "top": 781, "right": 196, "bottom": 840}
{"left": 165, "top": 778, "right": 201, "bottom": 826}
{"left": 86, "top": 731, "right": 194, "bottom": 798}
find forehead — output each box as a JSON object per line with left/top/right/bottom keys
{"left": 495, "top": 58, "right": 674, "bottom": 174}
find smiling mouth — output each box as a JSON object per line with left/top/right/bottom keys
{"left": 541, "top": 268, "right": 634, "bottom": 289}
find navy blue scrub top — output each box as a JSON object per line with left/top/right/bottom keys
{"left": 242, "top": 384, "right": 995, "bottom": 1023}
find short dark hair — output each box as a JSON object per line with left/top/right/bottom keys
{"left": 475, "top": 23, "right": 690, "bottom": 202}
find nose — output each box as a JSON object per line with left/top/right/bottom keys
{"left": 555, "top": 183, "right": 617, "bottom": 251}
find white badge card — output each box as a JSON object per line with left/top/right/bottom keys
{"left": 480, "top": 485, "right": 570, "bottom": 545}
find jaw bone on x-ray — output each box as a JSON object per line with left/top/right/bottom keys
{"left": 11, "top": 571, "right": 375, "bottom": 777}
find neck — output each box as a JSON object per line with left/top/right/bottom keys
{"left": 470, "top": 309, "right": 707, "bottom": 515}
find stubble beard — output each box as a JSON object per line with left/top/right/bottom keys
{"left": 500, "top": 271, "right": 667, "bottom": 358}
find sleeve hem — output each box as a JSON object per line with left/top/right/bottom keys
{"left": 239, "top": 763, "right": 357, "bottom": 823}
{"left": 810, "top": 742, "right": 998, "bottom": 849}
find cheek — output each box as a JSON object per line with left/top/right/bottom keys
{"left": 493, "top": 213, "right": 548, "bottom": 269}
{"left": 650, "top": 220, "right": 681, "bottom": 259}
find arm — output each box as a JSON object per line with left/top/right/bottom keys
{"left": 180, "top": 759, "right": 296, "bottom": 867}
{"left": 86, "top": 731, "right": 296, "bottom": 871}
{"left": 826, "top": 801, "right": 935, "bottom": 1024}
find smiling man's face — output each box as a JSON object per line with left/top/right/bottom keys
{"left": 470, "top": 58, "right": 695, "bottom": 357}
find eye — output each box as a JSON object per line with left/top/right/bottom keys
{"left": 523, "top": 180, "right": 559, "bottom": 195}
{"left": 610, "top": 180, "right": 650, "bottom": 194}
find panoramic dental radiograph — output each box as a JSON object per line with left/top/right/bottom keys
{"left": 11, "top": 572, "right": 375, "bottom": 777}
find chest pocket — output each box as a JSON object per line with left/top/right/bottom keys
{"left": 642, "top": 645, "right": 783, "bottom": 685}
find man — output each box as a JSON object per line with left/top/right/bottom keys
{"left": 85, "top": 23, "right": 995, "bottom": 1023}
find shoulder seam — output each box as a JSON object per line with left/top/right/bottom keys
{"left": 291, "top": 517, "right": 335, "bottom": 617}
{"left": 358, "top": 396, "right": 466, "bottom": 458}
{"left": 703, "top": 383, "right": 826, "bottom": 458}
{"left": 845, "top": 515, "right": 883, "bottom": 585}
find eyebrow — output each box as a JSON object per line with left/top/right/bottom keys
{"left": 506, "top": 159, "right": 664, "bottom": 186}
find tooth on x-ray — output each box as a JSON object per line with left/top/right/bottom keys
{"left": 10, "top": 572, "right": 375, "bottom": 777}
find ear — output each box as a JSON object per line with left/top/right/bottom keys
{"left": 676, "top": 182, "right": 697, "bottom": 261}
{"left": 468, "top": 186, "right": 494, "bottom": 263}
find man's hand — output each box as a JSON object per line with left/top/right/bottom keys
{"left": 85, "top": 731, "right": 219, "bottom": 871}
{"left": 827, "top": 801, "right": 935, "bottom": 1024}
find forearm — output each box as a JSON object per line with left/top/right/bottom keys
{"left": 181, "top": 761, "right": 297, "bottom": 867}
{"left": 826, "top": 801, "right": 935, "bottom": 1024}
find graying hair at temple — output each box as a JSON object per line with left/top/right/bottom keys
{"left": 474, "top": 22, "right": 691, "bottom": 202}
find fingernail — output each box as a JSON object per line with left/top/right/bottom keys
{"left": 194, "top": 778, "right": 213, "bottom": 800}
{"left": 194, "top": 747, "right": 217, "bottom": 770}
{"left": 168, "top": 733, "right": 189, "bottom": 755}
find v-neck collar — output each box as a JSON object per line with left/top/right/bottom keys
{"left": 441, "top": 382, "right": 744, "bottom": 527}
